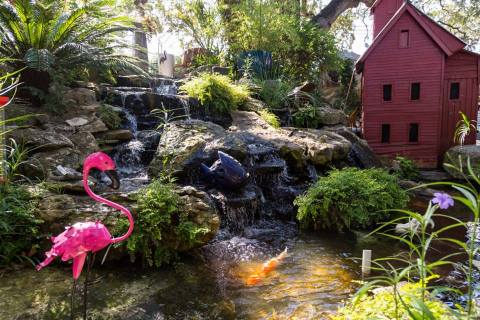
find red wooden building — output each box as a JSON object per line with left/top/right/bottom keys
{"left": 356, "top": 0, "right": 480, "bottom": 167}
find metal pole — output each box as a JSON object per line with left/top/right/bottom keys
{"left": 362, "top": 249, "right": 372, "bottom": 276}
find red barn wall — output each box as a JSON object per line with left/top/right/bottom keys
{"left": 362, "top": 11, "right": 444, "bottom": 167}
{"left": 372, "top": 0, "right": 404, "bottom": 37}
{"left": 440, "top": 51, "right": 479, "bottom": 154}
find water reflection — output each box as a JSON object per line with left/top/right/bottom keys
{"left": 0, "top": 229, "right": 398, "bottom": 320}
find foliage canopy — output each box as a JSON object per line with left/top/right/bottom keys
{"left": 0, "top": 0, "right": 144, "bottom": 92}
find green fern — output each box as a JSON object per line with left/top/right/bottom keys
{"left": 180, "top": 73, "right": 250, "bottom": 114}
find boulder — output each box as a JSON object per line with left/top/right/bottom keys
{"left": 149, "top": 120, "right": 247, "bottom": 179}
{"left": 63, "top": 88, "right": 96, "bottom": 106}
{"left": 315, "top": 107, "right": 348, "bottom": 126}
{"left": 34, "top": 185, "right": 219, "bottom": 253}
{"left": 328, "top": 126, "right": 381, "bottom": 168}
{"left": 21, "top": 147, "right": 83, "bottom": 180}
{"left": 443, "top": 145, "right": 480, "bottom": 179}
{"left": 212, "top": 66, "right": 231, "bottom": 75}
{"left": 66, "top": 117, "right": 89, "bottom": 127}
{"left": 9, "top": 128, "right": 74, "bottom": 151}
{"left": 230, "top": 111, "right": 351, "bottom": 169}
{"left": 171, "top": 186, "right": 220, "bottom": 251}
{"left": 97, "top": 129, "right": 133, "bottom": 142}
{"left": 66, "top": 131, "right": 99, "bottom": 157}
{"left": 79, "top": 118, "right": 108, "bottom": 133}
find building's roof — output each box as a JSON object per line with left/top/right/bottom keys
{"left": 356, "top": 1, "right": 469, "bottom": 72}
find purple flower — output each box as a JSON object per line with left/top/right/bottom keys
{"left": 432, "top": 192, "right": 454, "bottom": 209}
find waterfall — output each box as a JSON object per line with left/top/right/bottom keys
{"left": 153, "top": 78, "right": 178, "bottom": 95}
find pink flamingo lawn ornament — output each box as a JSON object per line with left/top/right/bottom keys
{"left": 36, "top": 152, "right": 134, "bottom": 319}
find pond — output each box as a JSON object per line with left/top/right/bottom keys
{"left": 0, "top": 221, "right": 398, "bottom": 320}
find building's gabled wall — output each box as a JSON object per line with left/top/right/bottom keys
{"left": 440, "top": 51, "right": 480, "bottom": 154}
{"left": 362, "top": 11, "right": 444, "bottom": 167}
{"left": 372, "top": 0, "right": 404, "bottom": 37}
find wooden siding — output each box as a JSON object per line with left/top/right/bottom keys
{"left": 440, "top": 51, "right": 479, "bottom": 155}
{"left": 362, "top": 11, "right": 444, "bottom": 167}
{"left": 372, "top": 0, "right": 404, "bottom": 37}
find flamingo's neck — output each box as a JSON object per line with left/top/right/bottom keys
{"left": 83, "top": 166, "right": 134, "bottom": 243}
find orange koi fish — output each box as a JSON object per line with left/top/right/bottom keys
{"left": 246, "top": 248, "right": 288, "bottom": 285}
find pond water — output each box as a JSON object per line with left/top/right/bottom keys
{"left": 0, "top": 221, "right": 398, "bottom": 320}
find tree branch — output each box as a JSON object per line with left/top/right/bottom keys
{"left": 311, "top": 0, "right": 375, "bottom": 28}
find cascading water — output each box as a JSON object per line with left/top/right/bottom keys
{"left": 108, "top": 90, "right": 160, "bottom": 191}
{"left": 153, "top": 78, "right": 178, "bottom": 95}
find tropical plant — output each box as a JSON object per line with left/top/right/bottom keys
{"left": 0, "top": 0, "right": 145, "bottom": 93}
{"left": 180, "top": 73, "right": 250, "bottom": 114}
{"left": 454, "top": 112, "right": 476, "bottom": 145}
{"left": 115, "top": 180, "right": 209, "bottom": 267}
{"left": 295, "top": 167, "right": 409, "bottom": 231}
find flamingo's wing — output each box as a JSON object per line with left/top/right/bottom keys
{"left": 72, "top": 252, "right": 87, "bottom": 280}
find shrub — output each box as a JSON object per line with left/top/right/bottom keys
{"left": 180, "top": 73, "right": 250, "bottom": 114}
{"left": 332, "top": 282, "right": 458, "bottom": 320}
{"left": 395, "top": 156, "right": 420, "bottom": 181}
{"left": 295, "top": 168, "right": 408, "bottom": 231}
{"left": 0, "top": 185, "right": 43, "bottom": 266}
{"left": 292, "top": 104, "right": 320, "bottom": 129}
{"left": 115, "top": 180, "right": 209, "bottom": 267}
{"left": 256, "top": 79, "right": 293, "bottom": 109}
{"left": 258, "top": 109, "right": 280, "bottom": 128}
{"left": 97, "top": 104, "right": 122, "bottom": 130}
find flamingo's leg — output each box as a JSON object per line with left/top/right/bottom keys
{"left": 71, "top": 279, "right": 76, "bottom": 320}
{"left": 83, "top": 252, "right": 96, "bottom": 320}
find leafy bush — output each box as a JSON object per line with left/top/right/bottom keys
{"left": 292, "top": 104, "right": 320, "bottom": 128}
{"left": 256, "top": 79, "right": 294, "bottom": 109}
{"left": 0, "top": 0, "right": 143, "bottom": 93}
{"left": 332, "top": 282, "right": 458, "bottom": 320}
{"left": 180, "top": 73, "right": 250, "bottom": 114}
{"left": 115, "top": 180, "right": 209, "bottom": 267}
{"left": 295, "top": 168, "right": 409, "bottom": 231}
{"left": 395, "top": 156, "right": 420, "bottom": 181}
{"left": 258, "top": 109, "right": 280, "bottom": 128}
{"left": 97, "top": 104, "right": 122, "bottom": 130}
{"left": 0, "top": 185, "right": 43, "bottom": 266}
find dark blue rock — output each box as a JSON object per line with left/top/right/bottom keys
{"left": 201, "top": 151, "right": 249, "bottom": 189}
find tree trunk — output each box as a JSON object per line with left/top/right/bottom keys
{"left": 311, "top": 0, "right": 375, "bottom": 28}
{"left": 133, "top": 22, "right": 149, "bottom": 72}
{"left": 133, "top": 0, "right": 149, "bottom": 72}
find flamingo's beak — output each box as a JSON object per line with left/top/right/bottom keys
{"left": 105, "top": 170, "right": 120, "bottom": 190}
